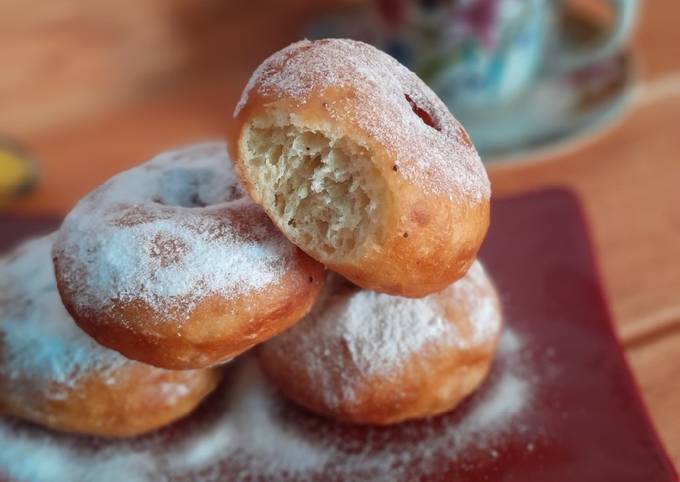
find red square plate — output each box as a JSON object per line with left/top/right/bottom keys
{"left": 0, "top": 189, "right": 676, "bottom": 482}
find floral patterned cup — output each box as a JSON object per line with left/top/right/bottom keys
{"left": 376, "top": 0, "right": 637, "bottom": 111}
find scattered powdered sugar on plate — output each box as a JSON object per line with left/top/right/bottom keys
{"left": 235, "top": 39, "right": 490, "bottom": 201}
{"left": 53, "top": 141, "right": 295, "bottom": 322}
{"left": 166, "top": 360, "right": 334, "bottom": 479}
{"left": 0, "top": 327, "right": 533, "bottom": 482}
{"left": 0, "top": 429, "right": 154, "bottom": 482}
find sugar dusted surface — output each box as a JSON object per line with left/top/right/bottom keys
{"left": 54, "top": 142, "right": 295, "bottom": 322}
{"left": 236, "top": 39, "right": 490, "bottom": 201}
{"left": 0, "top": 235, "right": 196, "bottom": 405}
{"left": 451, "top": 260, "right": 503, "bottom": 345}
{"left": 0, "top": 328, "right": 532, "bottom": 482}
{"left": 261, "top": 261, "right": 502, "bottom": 408}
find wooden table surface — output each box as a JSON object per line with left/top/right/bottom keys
{"left": 5, "top": 0, "right": 680, "bottom": 471}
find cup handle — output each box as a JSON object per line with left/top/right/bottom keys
{"left": 554, "top": 0, "right": 638, "bottom": 72}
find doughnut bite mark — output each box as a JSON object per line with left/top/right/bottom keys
{"left": 230, "top": 39, "right": 490, "bottom": 297}
{"left": 53, "top": 142, "right": 325, "bottom": 369}
{"left": 258, "top": 262, "right": 502, "bottom": 425}
{"left": 0, "top": 235, "right": 221, "bottom": 437}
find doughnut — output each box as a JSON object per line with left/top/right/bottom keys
{"left": 258, "top": 261, "right": 502, "bottom": 425}
{"left": 0, "top": 235, "right": 222, "bottom": 437}
{"left": 53, "top": 142, "right": 325, "bottom": 370}
{"left": 229, "top": 38, "right": 490, "bottom": 297}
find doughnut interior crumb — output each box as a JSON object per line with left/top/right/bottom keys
{"left": 241, "top": 118, "right": 387, "bottom": 257}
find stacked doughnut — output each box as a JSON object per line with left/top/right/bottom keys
{"left": 1, "top": 38, "right": 500, "bottom": 437}
{"left": 0, "top": 235, "right": 221, "bottom": 437}
{"left": 53, "top": 142, "right": 324, "bottom": 370}
{"left": 231, "top": 39, "right": 502, "bottom": 424}
{"left": 1, "top": 142, "right": 324, "bottom": 437}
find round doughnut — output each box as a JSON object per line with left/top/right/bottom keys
{"left": 0, "top": 235, "right": 222, "bottom": 437}
{"left": 229, "top": 38, "right": 490, "bottom": 297}
{"left": 258, "top": 261, "right": 502, "bottom": 425}
{"left": 53, "top": 142, "right": 325, "bottom": 370}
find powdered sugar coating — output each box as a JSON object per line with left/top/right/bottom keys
{"left": 0, "top": 328, "right": 532, "bottom": 482}
{"left": 54, "top": 142, "right": 296, "bottom": 322}
{"left": 0, "top": 235, "right": 199, "bottom": 407}
{"left": 448, "top": 260, "right": 502, "bottom": 345}
{"left": 261, "top": 260, "right": 501, "bottom": 408}
{"left": 236, "top": 39, "right": 490, "bottom": 200}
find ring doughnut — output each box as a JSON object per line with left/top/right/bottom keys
{"left": 258, "top": 261, "right": 502, "bottom": 425}
{"left": 230, "top": 39, "right": 490, "bottom": 297}
{"left": 0, "top": 235, "right": 221, "bottom": 437}
{"left": 53, "top": 142, "right": 325, "bottom": 369}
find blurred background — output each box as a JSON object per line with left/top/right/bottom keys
{"left": 1, "top": 0, "right": 677, "bottom": 210}
{"left": 0, "top": 0, "right": 679, "bottom": 469}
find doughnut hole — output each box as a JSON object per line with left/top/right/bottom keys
{"left": 240, "top": 120, "right": 388, "bottom": 259}
{"left": 152, "top": 168, "right": 245, "bottom": 208}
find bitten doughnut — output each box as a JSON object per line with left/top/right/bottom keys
{"left": 53, "top": 142, "right": 325, "bottom": 369}
{"left": 230, "top": 38, "right": 490, "bottom": 297}
{"left": 258, "top": 261, "right": 502, "bottom": 425}
{"left": 0, "top": 235, "right": 221, "bottom": 437}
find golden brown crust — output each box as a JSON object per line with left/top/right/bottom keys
{"left": 0, "top": 234, "right": 223, "bottom": 438}
{"left": 52, "top": 142, "right": 326, "bottom": 369}
{"left": 229, "top": 39, "right": 490, "bottom": 297}
{"left": 56, "top": 250, "right": 324, "bottom": 369}
{"left": 0, "top": 364, "right": 222, "bottom": 438}
{"left": 258, "top": 262, "right": 502, "bottom": 425}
